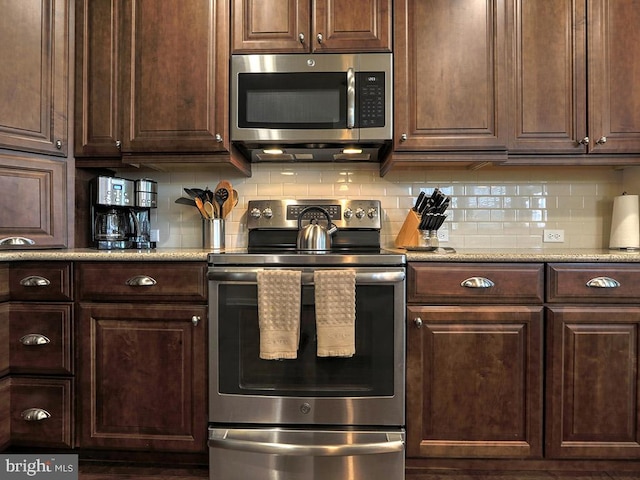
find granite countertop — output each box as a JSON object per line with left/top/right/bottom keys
{"left": 394, "top": 247, "right": 640, "bottom": 262}
{"left": 1, "top": 247, "right": 640, "bottom": 263}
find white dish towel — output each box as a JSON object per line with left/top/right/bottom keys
{"left": 257, "top": 270, "right": 302, "bottom": 360}
{"left": 314, "top": 269, "right": 356, "bottom": 357}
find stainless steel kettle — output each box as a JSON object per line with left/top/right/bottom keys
{"left": 296, "top": 206, "right": 338, "bottom": 251}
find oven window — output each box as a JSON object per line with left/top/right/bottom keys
{"left": 217, "top": 284, "right": 395, "bottom": 397}
{"left": 238, "top": 73, "right": 347, "bottom": 129}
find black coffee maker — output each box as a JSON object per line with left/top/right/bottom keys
{"left": 90, "top": 176, "right": 157, "bottom": 249}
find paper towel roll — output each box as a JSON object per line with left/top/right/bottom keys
{"left": 609, "top": 193, "right": 640, "bottom": 249}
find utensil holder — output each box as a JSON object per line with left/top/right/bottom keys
{"left": 203, "top": 218, "right": 225, "bottom": 250}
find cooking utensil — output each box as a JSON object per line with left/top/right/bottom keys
{"left": 194, "top": 197, "right": 209, "bottom": 219}
{"left": 214, "top": 188, "right": 228, "bottom": 216}
{"left": 174, "top": 197, "right": 196, "bottom": 207}
{"left": 204, "top": 201, "right": 216, "bottom": 219}
{"left": 221, "top": 189, "right": 239, "bottom": 219}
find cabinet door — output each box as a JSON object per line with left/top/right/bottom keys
{"left": 546, "top": 307, "right": 640, "bottom": 458}
{"left": 74, "top": 0, "right": 122, "bottom": 158}
{"left": 394, "top": 0, "right": 507, "bottom": 152}
{"left": 508, "top": 0, "right": 587, "bottom": 153}
{"left": 588, "top": 0, "right": 640, "bottom": 154}
{"left": 232, "top": 0, "right": 309, "bottom": 52}
{"left": 0, "top": 154, "right": 67, "bottom": 248}
{"left": 312, "top": 0, "right": 391, "bottom": 52}
{"left": 0, "top": 0, "right": 69, "bottom": 156}
{"left": 120, "top": 0, "right": 230, "bottom": 155}
{"left": 77, "top": 303, "right": 207, "bottom": 452}
{"left": 406, "top": 305, "right": 543, "bottom": 458}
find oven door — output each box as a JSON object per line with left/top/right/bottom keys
{"left": 208, "top": 266, "right": 405, "bottom": 426}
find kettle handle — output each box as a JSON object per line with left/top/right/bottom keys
{"left": 297, "top": 206, "right": 334, "bottom": 231}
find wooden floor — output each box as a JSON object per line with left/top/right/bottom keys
{"left": 77, "top": 464, "right": 640, "bottom": 480}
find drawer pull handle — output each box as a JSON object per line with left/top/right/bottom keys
{"left": 19, "top": 275, "right": 51, "bottom": 287}
{"left": 461, "top": 277, "right": 495, "bottom": 288}
{"left": 125, "top": 275, "right": 157, "bottom": 286}
{"left": 20, "top": 334, "right": 51, "bottom": 346}
{"left": 21, "top": 408, "right": 51, "bottom": 422}
{"left": 586, "top": 276, "right": 620, "bottom": 288}
{"left": 0, "top": 236, "right": 36, "bottom": 246}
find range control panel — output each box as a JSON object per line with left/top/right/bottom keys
{"left": 247, "top": 199, "right": 381, "bottom": 230}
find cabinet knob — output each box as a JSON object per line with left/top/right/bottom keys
{"left": 215, "top": 133, "right": 223, "bottom": 143}
{"left": 317, "top": 33, "right": 323, "bottom": 44}
{"left": 20, "top": 334, "right": 51, "bottom": 346}
{"left": 125, "top": 275, "right": 157, "bottom": 286}
{"left": 586, "top": 276, "right": 620, "bottom": 288}
{"left": 596, "top": 136, "right": 607, "bottom": 145}
{"left": 55, "top": 140, "right": 62, "bottom": 149}
{"left": 21, "top": 408, "right": 51, "bottom": 422}
{"left": 413, "top": 317, "right": 423, "bottom": 329}
{"left": 578, "top": 136, "right": 590, "bottom": 145}
{"left": 298, "top": 32, "right": 305, "bottom": 44}
{"left": 115, "top": 140, "right": 122, "bottom": 149}
{"left": 0, "top": 236, "right": 35, "bottom": 246}
{"left": 461, "top": 277, "right": 495, "bottom": 288}
{"left": 192, "top": 315, "right": 201, "bottom": 326}
{"left": 400, "top": 133, "right": 408, "bottom": 142}
{"left": 19, "top": 275, "right": 51, "bottom": 287}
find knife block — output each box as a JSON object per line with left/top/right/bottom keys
{"left": 395, "top": 210, "right": 420, "bottom": 247}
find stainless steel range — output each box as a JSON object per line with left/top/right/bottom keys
{"left": 207, "top": 199, "right": 406, "bottom": 480}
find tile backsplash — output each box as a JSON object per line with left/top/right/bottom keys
{"left": 116, "top": 163, "right": 632, "bottom": 250}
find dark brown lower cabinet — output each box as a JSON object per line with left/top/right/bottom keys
{"left": 77, "top": 303, "right": 207, "bottom": 452}
{"left": 546, "top": 306, "right": 640, "bottom": 458}
{"left": 406, "top": 305, "right": 544, "bottom": 459}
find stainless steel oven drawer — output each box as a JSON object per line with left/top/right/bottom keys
{"left": 209, "top": 427, "right": 405, "bottom": 480}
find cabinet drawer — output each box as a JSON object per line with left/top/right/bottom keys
{"left": 76, "top": 262, "right": 207, "bottom": 302}
{"left": 10, "top": 262, "right": 72, "bottom": 301}
{"left": 547, "top": 263, "right": 640, "bottom": 303}
{"left": 10, "top": 377, "right": 73, "bottom": 448}
{"left": 408, "top": 262, "right": 544, "bottom": 304}
{"left": 10, "top": 304, "right": 72, "bottom": 375}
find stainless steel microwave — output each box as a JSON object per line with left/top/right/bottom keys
{"left": 230, "top": 53, "right": 392, "bottom": 162}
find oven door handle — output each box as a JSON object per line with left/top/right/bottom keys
{"left": 208, "top": 270, "right": 405, "bottom": 284}
{"left": 209, "top": 428, "right": 405, "bottom": 456}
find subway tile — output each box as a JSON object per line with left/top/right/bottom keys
{"left": 115, "top": 165, "right": 624, "bottom": 250}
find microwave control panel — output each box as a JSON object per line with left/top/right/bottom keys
{"left": 357, "top": 72, "right": 385, "bottom": 128}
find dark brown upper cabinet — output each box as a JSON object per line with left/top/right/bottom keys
{"left": 387, "top": 0, "right": 508, "bottom": 174}
{"left": 75, "top": 0, "right": 250, "bottom": 175}
{"left": 0, "top": 0, "right": 69, "bottom": 157}
{"left": 231, "top": 0, "right": 391, "bottom": 53}
{"left": 508, "top": 0, "right": 640, "bottom": 157}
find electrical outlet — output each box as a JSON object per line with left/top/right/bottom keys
{"left": 543, "top": 229, "right": 565, "bottom": 243}
{"left": 437, "top": 229, "right": 449, "bottom": 242}
{"left": 150, "top": 229, "right": 160, "bottom": 243}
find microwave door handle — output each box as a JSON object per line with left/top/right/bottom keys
{"left": 347, "top": 67, "right": 355, "bottom": 129}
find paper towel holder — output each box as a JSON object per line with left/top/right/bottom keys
{"left": 609, "top": 191, "right": 640, "bottom": 251}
